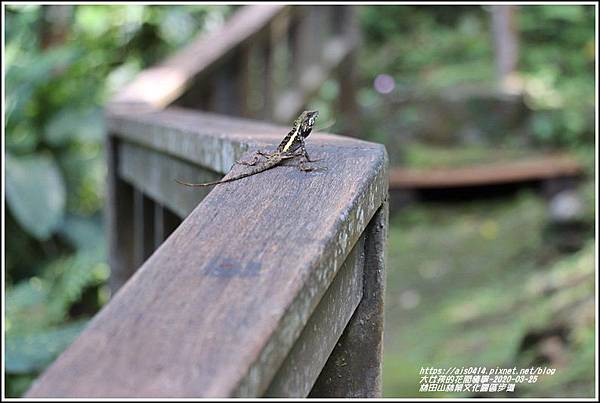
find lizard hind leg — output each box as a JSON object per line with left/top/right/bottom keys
{"left": 296, "top": 147, "right": 326, "bottom": 172}
{"left": 236, "top": 154, "right": 261, "bottom": 166}
{"left": 298, "top": 160, "right": 315, "bottom": 172}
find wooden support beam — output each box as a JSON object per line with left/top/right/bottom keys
{"left": 264, "top": 234, "right": 365, "bottom": 397}
{"left": 108, "top": 5, "right": 286, "bottom": 110}
{"left": 310, "top": 201, "right": 388, "bottom": 397}
{"left": 106, "top": 136, "right": 135, "bottom": 295}
{"left": 133, "top": 189, "right": 155, "bottom": 267}
{"left": 26, "top": 109, "right": 388, "bottom": 398}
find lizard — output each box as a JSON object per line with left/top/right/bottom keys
{"left": 175, "top": 110, "right": 321, "bottom": 188}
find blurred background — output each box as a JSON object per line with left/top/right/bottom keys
{"left": 4, "top": 4, "right": 596, "bottom": 397}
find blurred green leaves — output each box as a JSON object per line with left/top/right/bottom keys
{"left": 359, "top": 5, "right": 594, "bottom": 149}
{"left": 44, "top": 108, "right": 106, "bottom": 146}
{"left": 4, "top": 5, "right": 232, "bottom": 396}
{"left": 518, "top": 6, "right": 595, "bottom": 147}
{"left": 6, "top": 153, "right": 66, "bottom": 240}
{"left": 6, "top": 320, "right": 89, "bottom": 375}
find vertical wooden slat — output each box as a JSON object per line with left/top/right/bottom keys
{"left": 106, "top": 136, "right": 136, "bottom": 296}
{"left": 268, "top": 9, "right": 292, "bottom": 120}
{"left": 210, "top": 52, "right": 243, "bottom": 116}
{"left": 154, "top": 203, "right": 181, "bottom": 249}
{"left": 133, "top": 190, "right": 155, "bottom": 267}
{"left": 291, "top": 6, "right": 322, "bottom": 87}
{"left": 163, "top": 206, "right": 181, "bottom": 239}
{"left": 337, "top": 5, "right": 360, "bottom": 137}
{"left": 238, "top": 43, "right": 254, "bottom": 118}
{"left": 309, "top": 200, "right": 388, "bottom": 397}
{"left": 154, "top": 203, "right": 165, "bottom": 249}
{"left": 289, "top": 7, "right": 308, "bottom": 90}
{"left": 259, "top": 37, "right": 274, "bottom": 120}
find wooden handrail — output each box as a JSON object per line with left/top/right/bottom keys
{"left": 25, "top": 108, "right": 389, "bottom": 397}
{"left": 26, "top": 4, "right": 378, "bottom": 398}
{"left": 107, "top": 4, "right": 360, "bottom": 126}
{"left": 109, "top": 5, "right": 286, "bottom": 109}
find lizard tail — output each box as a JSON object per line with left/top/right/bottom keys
{"left": 175, "top": 160, "right": 279, "bottom": 188}
{"left": 174, "top": 178, "right": 223, "bottom": 187}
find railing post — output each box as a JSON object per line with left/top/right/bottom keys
{"left": 106, "top": 135, "right": 136, "bottom": 296}
{"left": 133, "top": 190, "right": 155, "bottom": 267}
{"left": 153, "top": 204, "right": 180, "bottom": 249}
{"left": 309, "top": 199, "right": 388, "bottom": 397}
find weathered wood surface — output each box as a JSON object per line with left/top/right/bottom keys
{"left": 389, "top": 155, "right": 584, "bottom": 189}
{"left": 26, "top": 110, "right": 388, "bottom": 397}
{"left": 118, "top": 140, "right": 217, "bottom": 219}
{"left": 310, "top": 202, "right": 388, "bottom": 397}
{"left": 109, "top": 5, "right": 286, "bottom": 109}
{"left": 264, "top": 234, "right": 365, "bottom": 397}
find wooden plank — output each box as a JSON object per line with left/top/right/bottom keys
{"left": 26, "top": 111, "right": 388, "bottom": 397}
{"left": 105, "top": 136, "right": 136, "bottom": 295}
{"left": 133, "top": 189, "right": 155, "bottom": 267}
{"left": 106, "top": 106, "right": 378, "bottom": 176}
{"left": 263, "top": 235, "right": 365, "bottom": 397}
{"left": 389, "top": 155, "right": 585, "bottom": 189}
{"left": 118, "top": 141, "right": 218, "bottom": 219}
{"left": 109, "top": 5, "right": 286, "bottom": 109}
{"left": 258, "top": 38, "right": 274, "bottom": 120}
{"left": 310, "top": 201, "right": 388, "bottom": 397}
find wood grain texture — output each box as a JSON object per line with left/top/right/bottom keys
{"left": 118, "top": 140, "right": 217, "bottom": 219}
{"left": 310, "top": 201, "right": 388, "bottom": 397}
{"left": 264, "top": 235, "right": 365, "bottom": 397}
{"left": 26, "top": 108, "right": 388, "bottom": 398}
{"left": 106, "top": 106, "right": 379, "bottom": 177}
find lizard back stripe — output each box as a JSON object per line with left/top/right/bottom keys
{"left": 281, "top": 125, "right": 301, "bottom": 153}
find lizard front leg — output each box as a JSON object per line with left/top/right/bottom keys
{"left": 297, "top": 140, "right": 324, "bottom": 171}
{"left": 236, "top": 154, "right": 261, "bottom": 166}
{"left": 300, "top": 138, "right": 322, "bottom": 163}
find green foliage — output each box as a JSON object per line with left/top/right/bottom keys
{"left": 358, "top": 5, "right": 594, "bottom": 149}
{"left": 384, "top": 192, "right": 595, "bottom": 397}
{"left": 518, "top": 5, "right": 595, "bottom": 147}
{"left": 4, "top": 5, "right": 232, "bottom": 396}
{"left": 402, "top": 143, "right": 534, "bottom": 169}
{"left": 5, "top": 153, "right": 66, "bottom": 240}
{"left": 6, "top": 321, "right": 89, "bottom": 375}
{"left": 361, "top": 6, "right": 493, "bottom": 90}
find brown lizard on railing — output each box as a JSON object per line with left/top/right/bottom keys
{"left": 175, "top": 110, "right": 321, "bottom": 187}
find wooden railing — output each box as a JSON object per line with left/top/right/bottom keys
{"left": 26, "top": 5, "right": 388, "bottom": 398}
{"left": 110, "top": 4, "right": 359, "bottom": 127}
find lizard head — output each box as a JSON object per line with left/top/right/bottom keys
{"left": 299, "top": 110, "right": 319, "bottom": 135}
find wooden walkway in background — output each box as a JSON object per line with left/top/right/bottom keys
{"left": 389, "top": 154, "right": 584, "bottom": 189}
